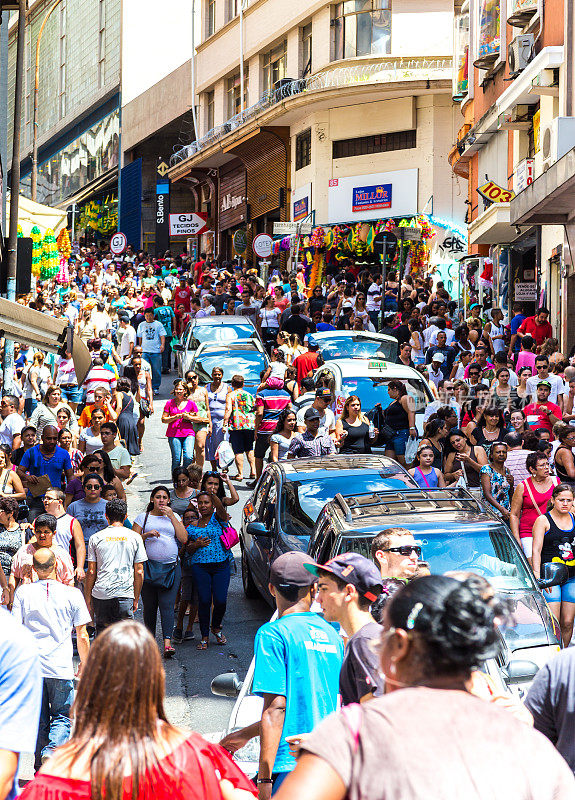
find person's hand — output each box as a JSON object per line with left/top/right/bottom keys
{"left": 133, "top": 597, "right": 139, "bottom": 612}
{"left": 27, "top": 475, "right": 39, "bottom": 485}
{"left": 459, "top": 453, "right": 471, "bottom": 463}
{"left": 75, "top": 565, "right": 85, "bottom": 581}
{"left": 219, "top": 729, "right": 252, "bottom": 753}
{"left": 144, "top": 529, "right": 161, "bottom": 539}
{"left": 452, "top": 469, "right": 463, "bottom": 479}
{"left": 219, "top": 781, "right": 256, "bottom": 800}
{"left": 1, "top": 586, "right": 9, "bottom": 606}
{"left": 285, "top": 733, "right": 310, "bottom": 758}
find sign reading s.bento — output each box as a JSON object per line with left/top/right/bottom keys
{"left": 352, "top": 184, "right": 392, "bottom": 213}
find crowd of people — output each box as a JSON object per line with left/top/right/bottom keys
{"left": 1, "top": 240, "right": 575, "bottom": 800}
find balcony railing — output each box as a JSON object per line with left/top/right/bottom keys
{"left": 170, "top": 56, "right": 452, "bottom": 165}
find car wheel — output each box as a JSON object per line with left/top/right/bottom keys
{"left": 241, "top": 547, "right": 259, "bottom": 599}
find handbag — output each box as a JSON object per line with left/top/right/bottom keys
{"left": 143, "top": 558, "right": 177, "bottom": 590}
{"left": 218, "top": 518, "right": 239, "bottom": 550}
{"left": 140, "top": 397, "right": 151, "bottom": 418}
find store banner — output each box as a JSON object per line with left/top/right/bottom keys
{"left": 352, "top": 184, "right": 392, "bottom": 213}
{"left": 294, "top": 197, "right": 308, "bottom": 221}
{"left": 292, "top": 182, "right": 312, "bottom": 223}
{"left": 327, "top": 169, "right": 418, "bottom": 224}
{"left": 155, "top": 158, "right": 170, "bottom": 258}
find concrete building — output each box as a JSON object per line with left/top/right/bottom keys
{"left": 449, "top": 0, "right": 575, "bottom": 350}
{"left": 166, "top": 0, "right": 467, "bottom": 267}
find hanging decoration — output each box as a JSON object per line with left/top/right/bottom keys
{"left": 75, "top": 195, "right": 118, "bottom": 235}
{"left": 40, "top": 229, "right": 59, "bottom": 280}
{"left": 31, "top": 225, "right": 42, "bottom": 277}
{"left": 56, "top": 228, "right": 72, "bottom": 260}
{"left": 17, "top": 225, "right": 23, "bottom": 238}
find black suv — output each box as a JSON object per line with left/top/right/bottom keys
{"left": 310, "top": 487, "right": 563, "bottom": 677}
{"left": 240, "top": 455, "right": 417, "bottom": 604}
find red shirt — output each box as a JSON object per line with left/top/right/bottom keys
{"left": 517, "top": 316, "right": 553, "bottom": 348}
{"left": 173, "top": 286, "right": 191, "bottom": 312}
{"left": 293, "top": 351, "right": 319, "bottom": 386}
{"left": 523, "top": 401, "right": 562, "bottom": 436}
{"left": 194, "top": 259, "right": 206, "bottom": 283}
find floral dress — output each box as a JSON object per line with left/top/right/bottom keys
{"left": 480, "top": 464, "right": 512, "bottom": 511}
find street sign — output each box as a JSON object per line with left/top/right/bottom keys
{"left": 157, "top": 160, "right": 169, "bottom": 177}
{"left": 169, "top": 212, "right": 208, "bottom": 237}
{"left": 477, "top": 180, "right": 515, "bottom": 204}
{"left": 110, "top": 232, "right": 127, "bottom": 255}
{"left": 373, "top": 230, "right": 397, "bottom": 257}
{"left": 233, "top": 229, "right": 248, "bottom": 255}
{"left": 392, "top": 226, "right": 422, "bottom": 242}
{"left": 252, "top": 233, "right": 273, "bottom": 258}
{"left": 273, "top": 222, "right": 313, "bottom": 235}
{"left": 156, "top": 158, "right": 171, "bottom": 257}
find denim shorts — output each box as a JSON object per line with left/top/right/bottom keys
{"left": 389, "top": 428, "right": 409, "bottom": 456}
{"left": 59, "top": 385, "right": 83, "bottom": 403}
{"left": 546, "top": 574, "right": 575, "bottom": 604}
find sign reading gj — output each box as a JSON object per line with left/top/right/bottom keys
{"left": 352, "top": 184, "right": 392, "bottom": 212}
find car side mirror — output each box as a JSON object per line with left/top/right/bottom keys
{"left": 211, "top": 672, "right": 243, "bottom": 698}
{"left": 503, "top": 660, "right": 539, "bottom": 684}
{"left": 538, "top": 562, "right": 568, "bottom": 589}
{"left": 247, "top": 521, "right": 271, "bottom": 542}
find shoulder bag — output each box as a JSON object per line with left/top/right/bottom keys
{"left": 140, "top": 509, "right": 177, "bottom": 590}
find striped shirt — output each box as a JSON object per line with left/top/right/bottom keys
{"left": 83, "top": 365, "right": 117, "bottom": 403}
{"left": 255, "top": 388, "right": 292, "bottom": 434}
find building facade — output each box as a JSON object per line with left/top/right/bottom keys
{"left": 449, "top": 0, "right": 575, "bottom": 350}
{"left": 167, "top": 0, "right": 467, "bottom": 268}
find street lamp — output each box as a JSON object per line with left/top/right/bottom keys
{"left": 31, "top": 0, "right": 64, "bottom": 202}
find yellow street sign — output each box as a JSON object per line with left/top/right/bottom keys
{"left": 157, "top": 161, "right": 169, "bottom": 177}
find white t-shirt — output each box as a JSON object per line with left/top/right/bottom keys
{"left": 87, "top": 525, "right": 148, "bottom": 600}
{"left": 12, "top": 580, "right": 91, "bottom": 679}
{"left": 296, "top": 405, "right": 336, "bottom": 434}
{"left": 105, "top": 444, "right": 131, "bottom": 471}
{"left": 0, "top": 412, "right": 25, "bottom": 447}
{"left": 137, "top": 320, "right": 166, "bottom": 353}
{"left": 118, "top": 325, "right": 136, "bottom": 359}
{"left": 79, "top": 427, "right": 103, "bottom": 454}
{"left": 428, "top": 328, "right": 455, "bottom": 346}
{"left": 23, "top": 365, "right": 51, "bottom": 399}
{"left": 366, "top": 283, "right": 381, "bottom": 312}
{"left": 526, "top": 373, "right": 564, "bottom": 404}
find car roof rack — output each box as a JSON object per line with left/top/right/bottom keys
{"left": 334, "top": 493, "right": 352, "bottom": 523}
{"left": 282, "top": 455, "right": 402, "bottom": 473}
{"left": 337, "top": 487, "right": 486, "bottom": 519}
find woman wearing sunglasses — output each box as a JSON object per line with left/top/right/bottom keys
{"left": 67, "top": 474, "right": 108, "bottom": 549}
{"left": 65, "top": 452, "right": 125, "bottom": 507}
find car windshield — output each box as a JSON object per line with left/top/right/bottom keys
{"left": 194, "top": 349, "right": 266, "bottom": 384}
{"left": 340, "top": 377, "right": 431, "bottom": 413}
{"left": 318, "top": 336, "right": 398, "bottom": 362}
{"left": 189, "top": 322, "right": 256, "bottom": 347}
{"left": 280, "top": 471, "right": 414, "bottom": 537}
{"left": 340, "top": 527, "right": 536, "bottom": 591}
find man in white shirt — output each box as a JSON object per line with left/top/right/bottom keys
{"left": 137, "top": 307, "right": 166, "bottom": 394}
{"left": 84, "top": 499, "right": 147, "bottom": 635}
{"left": 366, "top": 276, "right": 382, "bottom": 329}
{"left": 0, "top": 395, "right": 25, "bottom": 450}
{"left": 423, "top": 381, "right": 461, "bottom": 423}
{"left": 526, "top": 355, "right": 565, "bottom": 409}
{"left": 427, "top": 353, "right": 445, "bottom": 389}
{"left": 12, "top": 547, "right": 90, "bottom": 769}
{"left": 117, "top": 312, "right": 136, "bottom": 365}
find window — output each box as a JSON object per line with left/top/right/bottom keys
{"left": 207, "top": 0, "right": 216, "bottom": 36}
{"left": 97, "top": 0, "right": 105, "bottom": 89}
{"left": 332, "top": 0, "right": 392, "bottom": 61}
{"left": 227, "top": 73, "right": 246, "bottom": 117}
{"left": 301, "top": 23, "right": 312, "bottom": 77}
{"left": 206, "top": 90, "right": 214, "bottom": 132}
{"left": 333, "top": 129, "right": 416, "bottom": 158}
{"left": 227, "top": 0, "right": 239, "bottom": 20}
{"left": 262, "top": 40, "right": 287, "bottom": 96}
{"left": 295, "top": 128, "right": 311, "bottom": 170}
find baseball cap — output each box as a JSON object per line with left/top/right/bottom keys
{"left": 304, "top": 406, "right": 322, "bottom": 421}
{"left": 315, "top": 388, "right": 332, "bottom": 400}
{"left": 469, "top": 303, "right": 482, "bottom": 310}
{"left": 270, "top": 552, "right": 317, "bottom": 591}
{"left": 431, "top": 352, "right": 445, "bottom": 363}
{"left": 537, "top": 379, "right": 552, "bottom": 388}
{"left": 118, "top": 311, "right": 130, "bottom": 321}
{"left": 305, "top": 553, "right": 383, "bottom": 603}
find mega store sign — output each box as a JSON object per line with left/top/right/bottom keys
{"left": 328, "top": 169, "right": 418, "bottom": 223}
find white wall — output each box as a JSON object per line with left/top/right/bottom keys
{"left": 121, "top": 0, "right": 200, "bottom": 107}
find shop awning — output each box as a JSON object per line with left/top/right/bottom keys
{"left": 56, "top": 168, "right": 118, "bottom": 210}
{"left": 468, "top": 202, "right": 518, "bottom": 245}
{"left": 511, "top": 147, "right": 575, "bottom": 226}
{"left": 6, "top": 193, "right": 67, "bottom": 236}
{"left": 0, "top": 298, "right": 91, "bottom": 384}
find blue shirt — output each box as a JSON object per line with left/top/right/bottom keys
{"left": 186, "top": 513, "right": 228, "bottom": 564}
{"left": 252, "top": 612, "right": 344, "bottom": 773}
{"left": 0, "top": 609, "right": 42, "bottom": 800}
{"left": 154, "top": 306, "right": 175, "bottom": 336}
{"left": 315, "top": 322, "right": 336, "bottom": 332}
{"left": 510, "top": 313, "right": 526, "bottom": 351}
{"left": 20, "top": 445, "right": 72, "bottom": 493}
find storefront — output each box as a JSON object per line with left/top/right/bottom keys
{"left": 218, "top": 161, "right": 247, "bottom": 260}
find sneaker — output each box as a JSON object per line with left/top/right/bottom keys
{"left": 183, "top": 630, "right": 195, "bottom": 641}
{"left": 172, "top": 627, "right": 183, "bottom": 643}
{"left": 153, "top": 389, "right": 159, "bottom": 396}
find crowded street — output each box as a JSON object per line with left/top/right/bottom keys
{"left": 2, "top": 1, "right": 575, "bottom": 799}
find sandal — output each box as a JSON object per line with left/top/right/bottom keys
{"left": 212, "top": 628, "right": 227, "bottom": 645}
{"left": 197, "top": 638, "right": 209, "bottom": 650}
{"left": 164, "top": 644, "right": 175, "bottom": 658}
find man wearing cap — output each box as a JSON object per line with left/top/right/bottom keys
{"left": 220, "top": 552, "right": 343, "bottom": 797}
{"left": 307, "top": 553, "right": 384, "bottom": 705}
{"left": 137, "top": 308, "right": 166, "bottom": 395}
{"left": 296, "top": 389, "right": 335, "bottom": 435}
{"left": 427, "top": 352, "right": 445, "bottom": 390}
{"left": 425, "top": 331, "right": 454, "bottom": 379}
{"left": 289, "top": 407, "right": 336, "bottom": 459}
{"left": 524, "top": 381, "right": 562, "bottom": 436}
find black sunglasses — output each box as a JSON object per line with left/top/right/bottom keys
{"left": 382, "top": 545, "right": 422, "bottom": 557}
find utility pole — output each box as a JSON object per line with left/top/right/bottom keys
{"left": 4, "top": 0, "right": 27, "bottom": 393}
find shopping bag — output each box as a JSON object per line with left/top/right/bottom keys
{"left": 215, "top": 436, "right": 235, "bottom": 471}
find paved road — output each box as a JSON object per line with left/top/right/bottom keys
{"left": 127, "top": 373, "right": 270, "bottom": 737}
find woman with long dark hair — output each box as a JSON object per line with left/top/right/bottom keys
{"left": 20, "top": 622, "right": 256, "bottom": 800}
{"left": 270, "top": 408, "right": 297, "bottom": 461}
{"left": 467, "top": 406, "right": 506, "bottom": 456}
{"left": 383, "top": 380, "right": 416, "bottom": 466}
{"left": 335, "top": 395, "right": 376, "bottom": 455}
{"left": 443, "top": 428, "right": 487, "bottom": 488}
{"left": 133, "top": 486, "right": 188, "bottom": 658}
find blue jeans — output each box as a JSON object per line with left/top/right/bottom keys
{"left": 24, "top": 397, "right": 38, "bottom": 418}
{"left": 35, "top": 677, "right": 74, "bottom": 769}
{"left": 162, "top": 336, "right": 172, "bottom": 371}
{"left": 191, "top": 560, "right": 231, "bottom": 637}
{"left": 368, "top": 310, "right": 380, "bottom": 330}
{"left": 168, "top": 435, "right": 195, "bottom": 470}
{"left": 143, "top": 351, "right": 162, "bottom": 391}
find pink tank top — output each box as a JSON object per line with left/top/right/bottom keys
{"left": 519, "top": 477, "right": 558, "bottom": 538}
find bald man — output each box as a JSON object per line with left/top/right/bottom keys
{"left": 12, "top": 548, "right": 91, "bottom": 769}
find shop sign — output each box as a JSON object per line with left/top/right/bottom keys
{"left": 477, "top": 180, "right": 515, "bottom": 204}
{"left": 512, "top": 0, "right": 537, "bottom": 12}
{"left": 293, "top": 197, "right": 308, "bottom": 221}
{"left": 169, "top": 212, "right": 208, "bottom": 236}
{"left": 328, "top": 169, "right": 418, "bottom": 224}
{"left": 514, "top": 159, "right": 534, "bottom": 193}
{"left": 477, "top": 0, "right": 500, "bottom": 61}
{"left": 221, "top": 193, "right": 245, "bottom": 213}
{"left": 273, "top": 221, "right": 312, "bottom": 234}
{"left": 352, "top": 184, "right": 392, "bottom": 213}
{"left": 155, "top": 158, "right": 171, "bottom": 258}
{"left": 110, "top": 232, "right": 127, "bottom": 255}
{"left": 252, "top": 233, "right": 273, "bottom": 258}
{"left": 233, "top": 229, "right": 248, "bottom": 255}
{"left": 515, "top": 282, "right": 537, "bottom": 301}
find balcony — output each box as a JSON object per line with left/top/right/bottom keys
{"left": 169, "top": 55, "right": 452, "bottom": 172}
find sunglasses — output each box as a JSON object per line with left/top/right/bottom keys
{"left": 382, "top": 545, "right": 422, "bottom": 557}
{"left": 85, "top": 484, "right": 101, "bottom": 490}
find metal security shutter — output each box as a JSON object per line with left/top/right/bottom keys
{"left": 119, "top": 158, "right": 142, "bottom": 249}
{"left": 228, "top": 127, "right": 289, "bottom": 221}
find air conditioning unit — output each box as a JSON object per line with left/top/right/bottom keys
{"left": 539, "top": 117, "right": 575, "bottom": 172}
{"left": 508, "top": 34, "right": 534, "bottom": 76}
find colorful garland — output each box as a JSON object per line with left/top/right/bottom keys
{"left": 40, "top": 229, "right": 59, "bottom": 280}
{"left": 31, "top": 225, "right": 42, "bottom": 277}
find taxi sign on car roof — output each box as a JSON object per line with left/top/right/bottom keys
{"left": 368, "top": 360, "right": 387, "bottom": 370}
